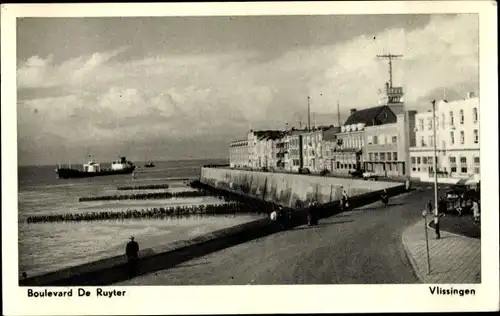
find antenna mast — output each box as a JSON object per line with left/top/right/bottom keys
{"left": 377, "top": 54, "right": 403, "bottom": 88}
{"left": 337, "top": 100, "right": 341, "bottom": 126}
{"left": 307, "top": 96, "right": 311, "bottom": 131}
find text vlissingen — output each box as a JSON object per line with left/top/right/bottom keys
{"left": 429, "top": 286, "right": 476, "bottom": 296}
{"left": 27, "top": 288, "right": 126, "bottom": 298}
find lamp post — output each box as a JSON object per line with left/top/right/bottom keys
{"left": 432, "top": 100, "right": 439, "bottom": 229}
{"left": 422, "top": 209, "right": 431, "bottom": 274}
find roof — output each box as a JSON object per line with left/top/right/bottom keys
{"left": 344, "top": 105, "right": 388, "bottom": 126}
{"left": 253, "top": 130, "right": 286, "bottom": 141}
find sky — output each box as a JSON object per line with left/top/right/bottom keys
{"left": 16, "top": 14, "right": 479, "bottom": 166}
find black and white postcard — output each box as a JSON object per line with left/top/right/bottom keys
{"left": 1, "top": 1, "right": 498, "bottom": 314}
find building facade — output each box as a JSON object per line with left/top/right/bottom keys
{"left": 363, "top": 111, "right": 416, "bottom": 177}
{"left": 229, "top": 139, "right": 249, "bottom": 168}
{"left": 331, "top": 106, "right": 397, "bottom": 175}
{"left": 283, "top": 130, "right": 304, "bottom": 172}
{"left": 246, "top": 130, "right": 285, "bottom": 169}
{"left": 409, "top": 94, "right": 480, "bottom": 183}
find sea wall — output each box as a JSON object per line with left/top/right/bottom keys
{"left": 200, "top": 167, "right": 403, "bottom": 207}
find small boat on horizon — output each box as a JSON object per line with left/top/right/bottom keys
{"left": 55, "top": 156, "right": 136, "bottom": 179}
{"left": 144, "top": 161, "right": 155, "bottom": 168}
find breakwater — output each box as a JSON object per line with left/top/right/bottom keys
{"left": 26, "top": 203, "right": 268, "bottom": 224}
{"left": 117, "top": 184, "right": 170, "bottom": 190}
{"left": 78, "top": 190, "right": 210, "bottom": 202}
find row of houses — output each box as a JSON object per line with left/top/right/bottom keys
{"left": 229, "top": 84, "right": 480, "bottom": 184}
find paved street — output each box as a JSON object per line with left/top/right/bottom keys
{"left": 118, "top": 189, "right": 435, "bottom": 285}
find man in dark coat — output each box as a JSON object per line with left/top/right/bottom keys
{"left": 126, "top": 236, "right": 140, "bottom": 277}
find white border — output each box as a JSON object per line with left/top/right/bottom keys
{"left": 2, "top": 2, "right": 498, "bottom": 314}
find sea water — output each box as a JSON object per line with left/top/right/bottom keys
{"left": 18, "top": 159, "right": 263, "bottom": 277}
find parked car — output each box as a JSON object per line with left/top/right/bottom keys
{"left": 362, "top": 171, "right": 377, "bottom": 180}
{"left": 445, "top": 185, "right": 479, "bottom": 201}
{"left": 298, "top": 167, "right": 311, "bottom": 174}
{"left": 348, "top": 169, "right": 364, "bottom": 178}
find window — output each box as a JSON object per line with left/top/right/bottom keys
{"left": 460, "top": 109, "right": 464, "bottom": 124}
{"left": 380, "top": 152, "right": 386, "bottom": 161}
{"left": 474, "top": 157, "right": 480, "bottom": 164}
{"left": 449, "top": 157, "right": 456, "bottom": 163}
{"left": 473, "top": 129, "right": 479, "bottom": 144}
{"left": 373, "top": 136, "right": 378, "bottom": 145}
{"left": 418, "top": 119, "right": 424, "bottom": 131}
{"left": 420, "top": 136, "right": 425, "bottom": 147}
{"left": 417, "top": 157, "right": 421, "bottom": 164}
{"left": 473, "top": 107, "right": 478, "bottom": 123}
{"left": 449, "top": 111, "right": 454, "bottom": 125}
{"left": 387, "top": 152, "right": 392, "bottom": 161}
{"left": 393, "top": 152, "right": 398, "bottom": 161}
{"left": 460, "top": 131, "right": 465, "bottom": 144}
{"left": 411, "top": 157, "right": 416, "bottom": 164}
{"left": 451, "top": 167, "right": 457, "bottom": 173}
{"left": 392, "top": 136, "right": 397, "bottom": 143}
{"left": 450, "top": 131, "right": 455, "bottom": 145}
{"left": 441, "top": 114, "right": 445, "bottom": 129}
{"left": 374, "top": 153, "right": 379, "bottom": 161}
{"left": 422, "top": 157, "right": 428, "bottom": 164}
{"left": 461, "top": 166, "right": 468, "bottom": 173}
{"left": 428, "top": 118, "right": 433, "bottom": 130}
{"left": 367, "top": 136, "right": 373, "bottom": 145}
{"left": 460, "top": 157, "right": 467, "bottom": 164}
{"left": 368, "top": 153, "right": 373, "bottom": 161}
{"left": 380, "top": 135, "right": 385, "bottom": 145}
{"left": 474, "top": 167, "right": 480, "bottom": 174}
{"left": 428, "top": 136, "right": 433, "bottom": 147}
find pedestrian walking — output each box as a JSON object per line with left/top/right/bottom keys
{"left": 426, "top": 199, "right": 433, "bottom": 214}
{"left": 126, "top": 236, "right": 140, "bottom": 277}
{"left": 472, "top": 200, "right": 480, "bottom": 223}
{"left": 405, "top": 179, "right": 411, "bottom": 191}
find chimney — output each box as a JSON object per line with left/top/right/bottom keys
{"left": 350, "top": 108, "right": 357, "bottom": 115}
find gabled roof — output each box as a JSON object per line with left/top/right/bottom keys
{"left": 253, "top": 130, "right": 286, "bottom": 141}
{"left": 343, "top": 105, "right": 395, "bottom": 127}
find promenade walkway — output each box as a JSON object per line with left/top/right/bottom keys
{"left": 402, "top": 218, "right": 481, "bottom": 284}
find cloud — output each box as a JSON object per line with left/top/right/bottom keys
{"left": 17, "top": 14, "right": 478, "bottom": 164}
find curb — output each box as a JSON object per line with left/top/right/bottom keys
{"left": 401, "top": 220, "right": 425, "bottom": 283}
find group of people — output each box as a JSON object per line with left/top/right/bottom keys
{"left": 26, "top": 202, "right": 269, "bottom": 224}
{"left": 426, "top": 195, "right": 480, "bottom": 240}
{"left": 268, "top": 189, "right": 352, "bottom": 229}
{"left": 78, "top": 190, "right": 210, "bottom": 202}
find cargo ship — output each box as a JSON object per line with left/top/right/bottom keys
{"left": 56, "top": 156, "right": 136, "bottom": 179}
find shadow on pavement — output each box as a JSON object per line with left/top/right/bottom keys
{"left": 291, "top": 220, "right": 355, "bottom": 231}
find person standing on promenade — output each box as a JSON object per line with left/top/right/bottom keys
{"left": 435, "top": 197, "right": 447, "bottom": 240}
{"left": 426, "top": 200, "right": 433, "bottom": 216}
{"left": 472, "top": 199, "right": 480, "bottom": 223}
{"left": 126, "top": 236, "right": 140, "bottom": 277}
